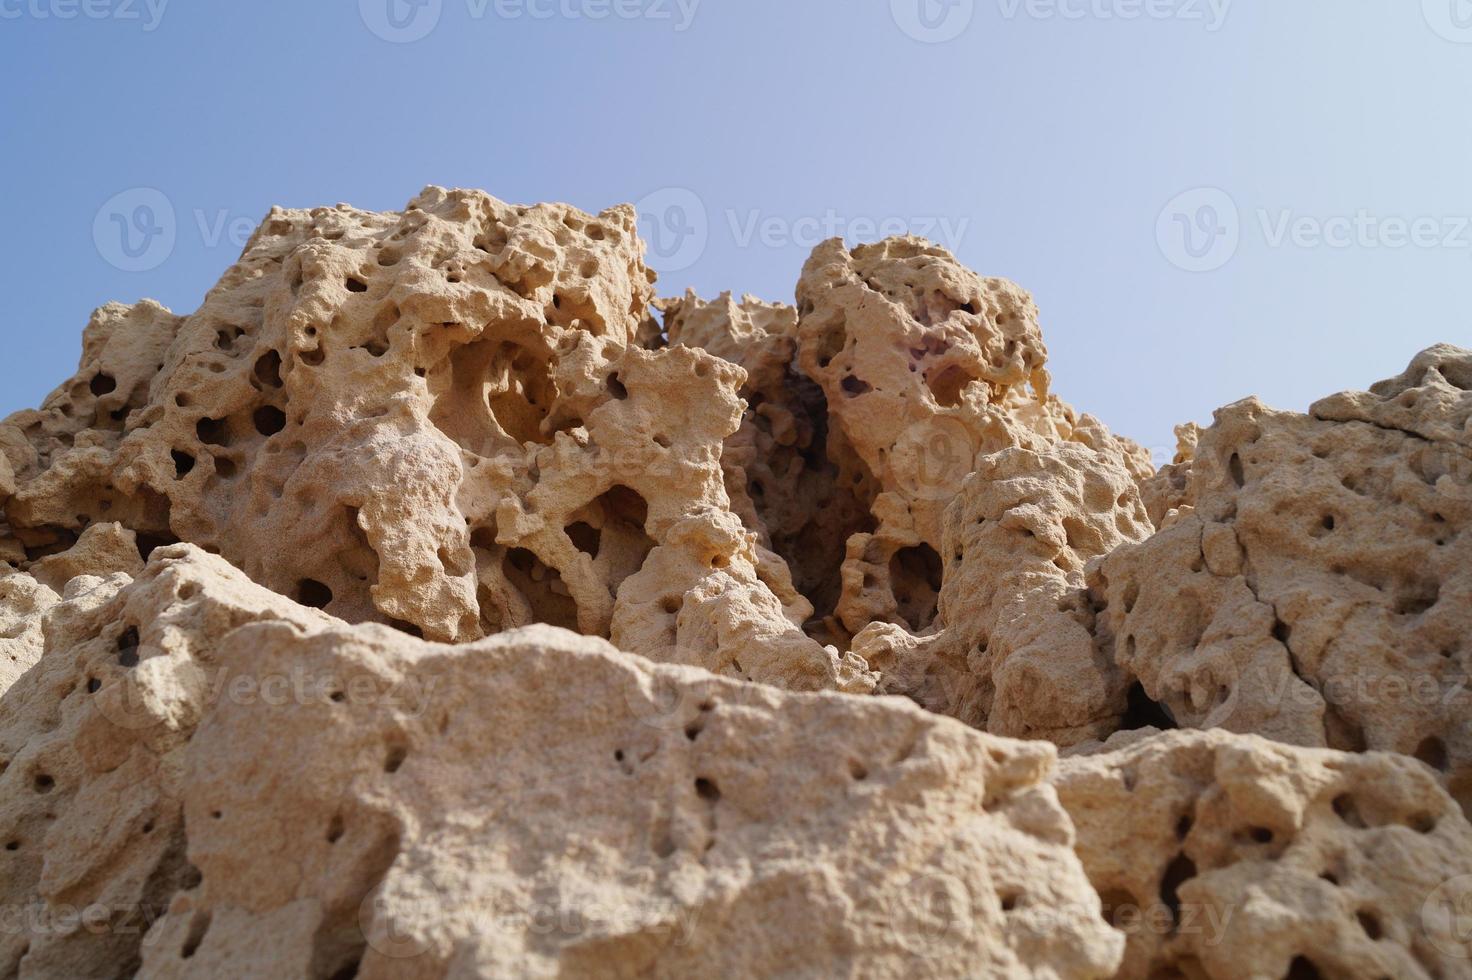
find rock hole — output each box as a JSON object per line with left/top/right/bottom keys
{"left": 3, "top": 840, "right": 17, "bottom": 851}
{"left": 345, "top": 277, "right": 368, "bottom": 293}
{"left": 326, "top": 813, "right": 345, "bottom": 844}
{"left": 567, "top": 522, "right": 601, "bottom": 558}
{"left": 195, "top": 417, "right": 230, "bottom": 447}
{"left": 1160, "top": 853, "right": 1197, "bottom": 927}
{"left": 32, "top": 773, "right": 54, "bottom": 793}
{"left": 1273, "top": 620, "right": 1292, "bottom": 645}
{"left": 607, "top": 373, "right": 628, "bottom": 400}
{"left": 1121, "top": 682, "right": 1176, "bottom": 731}
{"left": 296, "top": 579, "right": 333, "bottom": 609}
{"left": 1416, "top": 736, "right": 1450, "bottom": 772}
{"left": 1395, "top": 581, "right": 1440, "bottom": 616}
{"left": 86, "top": 677, "right": 101, "bottom": 694}
{"left": 1123, "top": 583, "right": 1140, "bottom": 614}
{"left": 998, "top": 892, "right": 1020, "bottom": 912}
{"left": 1098, "top": 888, "right": 1137, "bottom": 929}
{"left": 840, "top": 375, "right": 872, "bottom": 398}
{"left": 925, "top": 365, "right": 974, "bottom": 407}
{"left": 1332, "top": 793, "right": 1366, "bottom": 828}
{"left": 694, "top": 777, "right": 720, "bottom": 802}
{"left": 384, "top": 743, "right": 408, "bottom": 774}
{"left": 253, "top": 350, "right": 283, "bottom": 388}
{"left": 685, "top": 716, "right": 706, "bottom": 742}
{"left": 1408, "top": 811, "right": 1437, "bottom": 834}
{"left": 172, "top": 450, "right": 196, "bottom": 478}
{"left": 889, "top": 543, "right": 943, "bottom": 632}
{"left": 117, "top": 626, "right": 140, "bottom": 667}
{"left": 326, "top": 957, "right": 362, "bottom": 980}
{"left": 180, "top": 910, "right": 211, "bottom": 959}
{"left": 253, "top": 406, "right": 287, "bottom": 436}
{"left": 848, "top": 759, "right": 869, "bottom": 781}
{"left": 1228, "top": 453, "right": 1245, "bottom": 488}
{"left": 1285, "top": 956, "right": 1322, "bottom": 980}
{"left": 89, "top": 373, "right": 116, "bottom": 396}
{"left": 1356, "top": 910, "right": 1382, "bottom": 941}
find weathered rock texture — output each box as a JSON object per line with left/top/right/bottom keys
{"left": 0, "top": 187, "right": 1468, "bottom": 978}
{"left": 1093, "top": 344, "right": 1472, "bottom": 810}
{"left": 1058, "top": 729, "right": 1472, "bottom": 979}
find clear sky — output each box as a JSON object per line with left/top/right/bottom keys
{"left": 2, "top": 0, "right": 1469, "bottom": 460}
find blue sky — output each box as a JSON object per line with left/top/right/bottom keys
{"left": 2, "top": 0, "right": 1469, "bottom": 458}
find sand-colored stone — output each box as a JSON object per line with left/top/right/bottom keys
{"left": 1093, "top": 344, "right": 1472, "bottom": 811}
{"left": 0, "top": 546, "right": 1122, "bottom": 979}
{"left": 792, "top": 237, "right": 1153, "bottom": 644}
{"left": 858, "top": 443, "right": 1154, "bottom": 746}
{"left": 0, "top": 543, "right": 334, "bottom": 978}
{"left": 1057, "top": 729, "right": 1472, "bottom": 978}
{"left": 0, "top": 185, "right": 1469, "bottom": 978}
{"left": 0, "top": 188, "right": 866, "bottom": 694}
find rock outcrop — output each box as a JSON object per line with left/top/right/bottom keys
{"left": 1092, "top": 343, "right": 1472, "bottom": 811}
{"left": 0, "top": 186, "right": 1467, "bottom": 978}
{"left": 1057, "top": 729, "right": 1472, "bottom": 978}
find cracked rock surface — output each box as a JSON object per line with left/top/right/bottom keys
{"left": 0, "top": 187, "right": 1467, "bottom": 977}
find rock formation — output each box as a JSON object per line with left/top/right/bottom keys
{"left": 0, "top": 186, "right": 1466, "bottom": 978}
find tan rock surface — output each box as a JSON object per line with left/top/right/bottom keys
{"left": 1093, "top": 344, "right": 1472, "bottom": 810}
{"left": 0, "top": 543, "right": 334, "bottom": 978}
{"left": 860, "top": 443, "right": 1154, "bottom": 745}
{"left": 1057, "top": 729, "right": 1472, "bottom": 979}
{"left": 0, "top": 186, "right": 1468, "bottom": 978}
{"left": 0, "top": 545, "right": 1122, "bottom": 979}
{"left": 0, "top": 188, "right": 864, "bottom": 694}
{"left": 150, "top": 621, "right": 1125, "bottom": 979}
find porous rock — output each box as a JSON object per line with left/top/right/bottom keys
{"left": 0, "top": 185, "right": 1468, "bottom": 979}
{"left": 149, "top": 621, "right": 1125, "bottom": 979}
{"left": 792, "top": 237, "right": 1153, "bottom": 643}
{"left": 1093, "top": 344, "right": 1472, "bottom": 809}
{"left": 859, "top": 442, "right": 1154, "bottom": 745}
{"left": 0, "top": 542, "right": 334, "bottom": 978}
{"left": 0, "top": 545, "right": 1123, "bottom": 979}
{"left": 0, "top": 188, "right": 866, "bottom": 694}
{"left": 1056, "top": 728, "right": 1472, "bottom": 978}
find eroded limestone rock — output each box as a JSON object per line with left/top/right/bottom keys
{"left": 0, "top": 546, "right": 1122, "bottom": 979}
{"left": 0, "top": 544, "right": 333, "bottom": 978}
{"left": 146, "top": 621, "right": 1124, "bottom": 979}
{"left": 1057, "top": 729, "right": 1472, "bottom": 979}
{"left": 860, "top": 443, "right": 1154, "bottom": 745}
{"left": 1093, "top": 344, "right": 1472, "bottom": 809}
{"left": 0, "top": 188, "right": 866, "bottom": 693}
{"left": 0, "top": 184, "right": 1468, "bottom": 979}
{"left": 792, "top": 237, "right": 1153, "bottom": 644}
